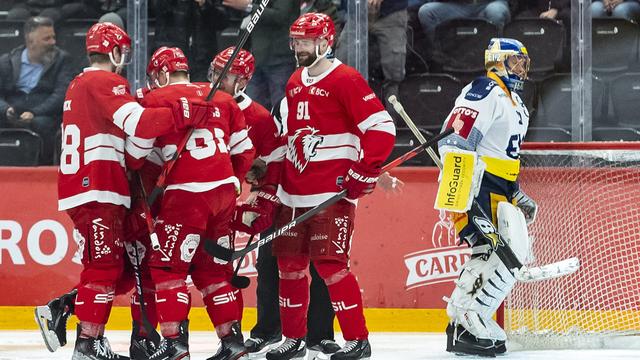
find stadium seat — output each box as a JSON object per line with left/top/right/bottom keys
{"left": 525, "top": 127, "right": 572, "bottom": 142}
{"left": 56, "top": 19, "right": 96, "bottom": 73}
{"left": 592, "top": 18, "right": 639, "bottom": 74}
{"left": 592, "top": 127, "right": 640, "bottom": 141}
{"left": 0, "top": 128, "right": 43, "bottom": 166}
{"left": 608, "top": 72, "right": 640, "bottom": 127}
{"left": 398, "top": 73, "right": 463, "bottom": 130}
{"left": 537, "top": 74, "right": 606, "bottom": 128}
{"left": 388, "top": 128, "right": 435, "bottom": 166}
{"left": 434, "top": 18, "right": 499, "bottom": 74}
{"left": 0, "top": 20, "right": 23, "bottom": 55}
{"left": 504, "top": 18, "right": 564, "bottom": 77}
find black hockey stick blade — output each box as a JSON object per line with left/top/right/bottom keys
{"left": 231, "top": 275, "right": 251, "bottom": 289}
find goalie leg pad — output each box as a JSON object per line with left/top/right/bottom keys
{"left": 445, "top": 250, "right": 515, "bottom": 342}
{"left": 497, "top": 201, "right": 531, "bottom": 264}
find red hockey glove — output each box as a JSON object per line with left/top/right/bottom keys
{"left": 172, "top": 97, "right": 212, "bottom": 130}
{"left": 231, "top": 186, "right": 281, "bottom": 235}
{"left": 123, "top": 199, "right": 150, "bottom": 243}
{"left": 342, "top": 162, "right": 381, "bottom": 200}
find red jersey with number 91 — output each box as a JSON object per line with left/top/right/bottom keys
{"left": 139, "top": 82, "right": 253, "bottom": 192}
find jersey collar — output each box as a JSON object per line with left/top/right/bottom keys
{"left": 487, "top": 71, "right": 515, "bottom": 106}
{"left": 236, "top": 92, "right": 253, "bottom": 111}
{"left": 301, "top": 59, "right": 342, "bottom": 87}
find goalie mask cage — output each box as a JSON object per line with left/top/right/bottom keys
{"left": 503, "top": 142, "right": 640, "bottom": 350}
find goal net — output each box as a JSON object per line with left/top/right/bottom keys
{"left": 503, "top": 142, "right": 640, "bottom": 350}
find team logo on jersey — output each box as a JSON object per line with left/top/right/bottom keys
{"left": 446, "top": 107, "right": 479, "bottom": 139}
{"left": 112, "top": 84, "right": 127, "bottom": 96}
{"left": 180, "top": 234, "right": 200, "bottom": 263}
{"left": 287, "top": 126, "right": 324, "bottom": 173}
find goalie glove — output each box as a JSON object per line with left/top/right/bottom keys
{"left": 513, "top": 189, "right": 538, "bottom": 225}
{"left": 231, "top": 186, "right": 281, "bottom": 235}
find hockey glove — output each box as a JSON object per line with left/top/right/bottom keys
{"left": 123, "top": 199, "right": 150, "bottom": 243}
{"left": 172, "top": 97, "right": 212, "bottom": 130}
{"left": 342, "top": 162, "right": 381, "bottom": 200}
{"left": 514, "top": 189, "right": 538, "bottom": 225}
{"left": 232, "top": 186, "right": 281, "bottom": 235}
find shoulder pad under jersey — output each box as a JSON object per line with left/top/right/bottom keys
{"left": 464, "top": 76, "right": 499, "bottom": 101}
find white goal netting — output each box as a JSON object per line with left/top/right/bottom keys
{"left": 503, "top": 142, "right": 640, "bottom": 350}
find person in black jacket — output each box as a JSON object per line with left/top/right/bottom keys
{"left": 0, "top": 16, "right": 74, "bottom": 165}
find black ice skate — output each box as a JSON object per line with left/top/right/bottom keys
{"left": 447, "top": 323, "right": 497, "bottom": 358}
{"left": 307, "top": 339, "right": 341, "bottom": 359}
{"left": 330, "top": 339, "right": 371, "bottom": 360}
{"left": 34, "top": 288, "right": 77, "bottom": 352}
{"left": 244, "top": 333, "right": 282, "bottom": 356}
{"left": 72, "top": 326, "right": 130, "bottom": 360}
{"left": 149, "top": 320, "right": 190, "bottom": 360}
{"left": 206, "top": 321, "right": 248, "bottom": 360}
{"left": 129, "top": 321, "right": 159, "bottom": 360}
{"left": 265, "top": 337, "right": 306, "bottom": 360}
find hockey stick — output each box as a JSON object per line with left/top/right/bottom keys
{"left": 205, "top": 128, "right": 456, "bottom": 261}
{"left": 131, "top": 174, "right": 161, "bottom": 343}
{"left": 229, "top": 235, "right": 254, "bottom": 289}
{"left": 147, "top": 0, "right": 274, "bottom": 206}
{"left": 387, "top": 95, "right": 580, "bottom": 282}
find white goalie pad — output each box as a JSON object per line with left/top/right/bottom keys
{"left": 445, "top": 252, "right": 515, "bottom": 342}
{"left": 497, "top": 201, "right": 531, "bottom": 264}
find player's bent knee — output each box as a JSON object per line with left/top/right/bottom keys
{"left": 313, "top": 260, "right": 349, "bottom": 285}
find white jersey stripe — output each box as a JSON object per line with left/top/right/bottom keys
{"left": 230, "top": 136, "right": 254, "bottom": 156}
{"left": 357, "top": 110, "right": 396, "bottom": 135}
{"left": 229, "top": 129, "right": 249, "bottom": 148}
{"left": 276, "top": 187, "right": 356, "bottom": 208}
{"left": 259, "top": 145, "right": 286, "bottom": 164}
{"left": 84, "top": 146, "right": 125, "bottom": 167}
{"left": 165, "top": 176, "right": 240, "bottom": 193}
{"left": 113, "top": 102, "right": 145, "bottom": 136}
{"left": 125, "top": 136, "right": 155, "bottom": 160}
{"left": 58, "top": 190, "right": 130, "bottom": 211}
{"left": 85, "top": 133, "right": 124, "bottom": 151}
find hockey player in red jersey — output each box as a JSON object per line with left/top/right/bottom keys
{"left": 55, "top": 22, "right": 213, "bottom": 360}
{"left": 232, "top": 13, "right": 396, "bottom": 360}
{"left": 139, "top": 46, "right": 254, "bottom": 360}
{"left": 209, "top": 47, "right": 343, "bottom": 358}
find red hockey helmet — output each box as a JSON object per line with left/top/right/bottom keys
{"left": 210, "top": 46, "right": 255, "bottom": 80}
{"left": 86, "top": 22, "right": 131, "bottom": 65}
{"left": 147, "top": 46, "right": 189, "bottom": 76}
{"left": 289, "top": 12, "right": 335, "bottom": 47}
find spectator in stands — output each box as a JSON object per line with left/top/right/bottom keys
{"left": 222, "top": 0, "right": 300, "bottom": 110}
{"left": 0, "top": 16, "right": 74, "bottom": 165}
{"left": 335, "top": 0, "right": 408, "bottom": 119}
{"left": 591, "top": 0, "right": 640, "bottom": 22}
{"left": 417, "top": 0, "right": 511, "bottom": 66}
{"left": 6, "top": 1, "right": 125, "bottom": 23}
{"left": 153, "top": 0, "right": 228, "bottom": 81}
{"left": 514, "top": 0, "right": 571, "bottom": 71}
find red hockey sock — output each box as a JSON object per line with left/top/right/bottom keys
{"left": 130, "top": 291, "right": 158, "bottom": 337}
{"left": 154, "top": 285, "right": 191, "bottom": 338}
{"left": 279, "top": 276, "right": 309, "bottom": 339}
{"left": 75, "top": 284, "right": 115, "bottom": 327}
{"left": 201, "top": 282, "right": 241, "bottom": 336}
{"left": 326, "top": 272, "right": 368, "bottom": 340}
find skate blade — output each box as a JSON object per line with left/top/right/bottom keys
{"left": 34, "top": 306, "right": 61, "bottom": 352}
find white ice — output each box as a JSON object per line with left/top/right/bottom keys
{"left": 1, "top": 331, "right": 639, "bottom": 359}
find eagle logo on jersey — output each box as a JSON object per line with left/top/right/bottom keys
{"left": 288, "top": 126, "right": 323, "bottom": 173}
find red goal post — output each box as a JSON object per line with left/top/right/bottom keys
{"left": 500, "top": 141, "right": 640, "bottom": 350}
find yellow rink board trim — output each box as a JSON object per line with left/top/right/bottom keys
{"left": 0, "top": 306, "right": 448, "bottom": 332}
